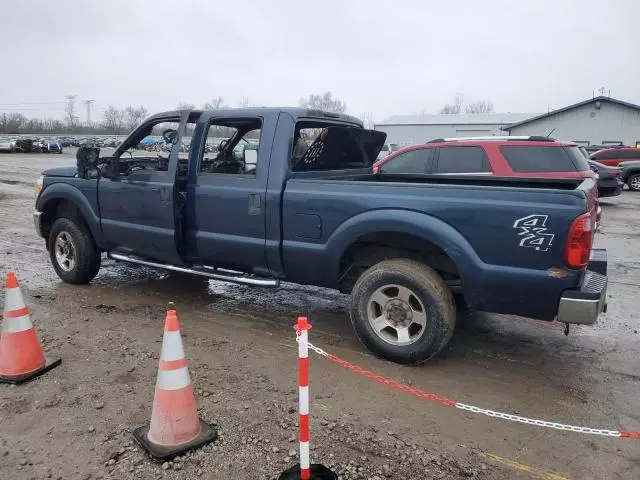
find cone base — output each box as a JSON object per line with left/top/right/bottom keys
{"left": 133, "top": 419, "right": 217, "bottom": 462}
{"left": 279, "top": 464, "right": 338, "bottom": 480}
{"left": 0, "top": 355, "right": 61, "bottom": 385}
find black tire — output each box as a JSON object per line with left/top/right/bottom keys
{"left": 627, "top": 173, "right": 640, "bottom": 192}
{"left": 49, "top": 217, "right": 101, "bottom": 284}
{"left": 348, "top": 259, "right": 456, "bottom": 364}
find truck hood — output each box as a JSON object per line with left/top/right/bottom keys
{"left": 42, "top": 165, "right": 77, "bottom": 177}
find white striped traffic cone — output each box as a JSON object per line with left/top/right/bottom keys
{"left": 133, "top": 304, "right": 217, "bottom": 461}
{"left": 0, "top": 272, "right": 61, "bottom": 384}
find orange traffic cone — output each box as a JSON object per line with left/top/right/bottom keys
{"left": 0, "top": 272, "right": 61, "bottom": 384}
{"left": 133, "top": 304, "right": 217, "bottom": 461}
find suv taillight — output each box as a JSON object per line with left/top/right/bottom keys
{"left": 564, "top": 213, "right": 592, "bottom": 269}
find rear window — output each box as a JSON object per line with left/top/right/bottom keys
{"left": 500, "top": 145, "right": 590, "bottom": 173}
{"left": 618, "top": 149, "right": 640, "bottom": 160}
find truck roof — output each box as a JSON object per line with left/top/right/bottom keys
{"left": 148, "top": 107, "right": 363, "bottom": 126}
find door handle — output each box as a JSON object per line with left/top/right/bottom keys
{"left": 248, "top": 193, "right": 262, "bottom": 215}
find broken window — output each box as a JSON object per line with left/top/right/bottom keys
{"left": 198, "top": 118, "right": 262, "bottom": 175}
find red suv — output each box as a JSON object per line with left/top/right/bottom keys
{"left": 373, "top": 136, "right": 600, "bottom": 223}
{"left": 372, "top": 136, "right": 595, "bottom": 180}
{"left": 590, "top": 147, "right": 640, "bottom": 167}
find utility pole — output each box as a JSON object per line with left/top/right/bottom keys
{"left": 65, "top": 95, "right": 77, "bottom": 127}
{"left": 83, "top": 99, "right": 94, "bottom": 126}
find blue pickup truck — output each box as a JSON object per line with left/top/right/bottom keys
{"left": 33, "top": 108, "right": 608, "bottom": 364}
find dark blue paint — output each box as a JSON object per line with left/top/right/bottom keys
{"left": 36, "top": 107, "right": 590, "bottom": 322}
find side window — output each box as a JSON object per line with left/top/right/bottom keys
{"left": 199, "top": 118, "right": 261, "bottom": 175}
{"left": 115, "top": 119, "right": 183, "bottom": 177}
{"left": 592, "top": 150, "right": 617, "bottom": 161}
{"left": 619, "top": 150, "right": 640, "bottom": 160}
{"left": 435, "top": 146, "right": 489, "bottom": 173}
{"left": 380, "top": 149, "right": 433, "bottom": 174}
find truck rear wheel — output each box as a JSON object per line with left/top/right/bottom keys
{"left": 349, "top": 259, "right": 456, "bottom": 364}
{"left": 49, "top": 217, "right": 101, "bottom": 284}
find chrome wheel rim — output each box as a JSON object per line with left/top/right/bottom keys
{"left": 54, "top": 231, "right": 76, "bottom": 272}
{"left": 630, "top": 177, "right": 640, "bottom": 190}
{"left": 367, "top": 284, "right": 428, "bottom": 346}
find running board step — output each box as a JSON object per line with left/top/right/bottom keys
{"left": 107, "top": 252, "right": 279, "bottom": 287}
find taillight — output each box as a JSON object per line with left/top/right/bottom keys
{"left": 564, "top": 213, "right": 592, "bottom": 269}
{"left": 611, "top": 170, "right": 620, "bottom": 177}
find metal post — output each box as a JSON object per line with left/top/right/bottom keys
{"left": 297, "top": 316, "right": 311, "bottom": 480}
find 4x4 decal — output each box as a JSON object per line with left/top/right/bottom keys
{"left": 513, "top": 214, "right": 555, "bottom": 252}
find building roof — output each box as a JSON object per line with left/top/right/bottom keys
{"left": 376, "top": 112, "right": 539, "bottom": 127}
{"left": 504, "top": 96, "right": 640, "bottom": 130}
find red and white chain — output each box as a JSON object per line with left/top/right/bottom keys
{"left": 296, "top": 335, "right": 640, "bottom": 439}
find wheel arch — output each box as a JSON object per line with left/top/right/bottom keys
{"left": 327, "top": 209, "right": 482, "bottom": 294}
{"left": 37, "top": 184, "right": 102, "bottom": 246}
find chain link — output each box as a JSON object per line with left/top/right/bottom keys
{"left": 455, "top": 403, "right": 622, "bottom": 437}
{"left": 297, "top": 332, "right": 640, "bottom": 439}
{"left": 295, "top": 333, "right": 329, "bottom": 357}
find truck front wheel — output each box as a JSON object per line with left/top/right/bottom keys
{"left": 49, "top": 217, "right": 101, "bottom": 284}
{"left": 349, "top": 259, "right": 456, "bottom": 364}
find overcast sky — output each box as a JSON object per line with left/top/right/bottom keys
{"left": 1, "top": 0, "right": 638, "bottom": 123}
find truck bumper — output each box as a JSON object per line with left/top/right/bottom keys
{"left": 33, "top": 210, "right": 45, "bottom": 238}
{"left": 557, "top": 249, "right": 607, "bottom": 325}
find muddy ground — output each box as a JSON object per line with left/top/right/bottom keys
{"left": 0, "top": 153, "right": 639, "bottom": 480}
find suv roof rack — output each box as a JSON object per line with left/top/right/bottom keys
{"left": 426, "top": 135, "right": 556, "bottom": 143}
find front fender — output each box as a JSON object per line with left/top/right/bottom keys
{"left": 36, "top": 182, "right": 103, "bottom": 244}
{"left": 324, "top": 208, "right": 485, "bottom": 285}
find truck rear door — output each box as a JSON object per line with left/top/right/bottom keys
{"left": 184, "top": 110, "right": 278, "bottom": 274}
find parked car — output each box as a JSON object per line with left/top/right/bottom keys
{"left": 372, "top": 136, "right": 596, "bottom": 180}
{"left": 0, "top": 140, "right": 15, "bottom": 152}
{"left": 587, "top": 160, "right": 623, "bottom": 197}
{"left": 376, "top": 142, "right": 400, "bottom": 161}
{"left": 14, "top": 138, "right": 41, "bottom": 153}
{"left": 41, "top": 141, "right": 63, "bottom": 154}
{"left": 590, "top": 147, "right": 640, "bottom": 167}
{"left": 619, "top": 161, "right": 640, "bottom": 191}
{"left": 33, "top": 108, "right": 606, "bottom": 364}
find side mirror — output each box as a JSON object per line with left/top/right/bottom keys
{"left": 244, "top": 148, "right": 258, "bottom": 167}
{"left": 162, "top": 129, "right": 178, "bottom": 144}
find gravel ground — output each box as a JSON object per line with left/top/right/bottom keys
{"left": 1, "top": 153, "right": 639, "bottom": 480}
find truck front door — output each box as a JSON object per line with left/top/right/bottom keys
{"left": 98, "top": 112, "right": 194, "bottom": 265}
{"left": 185, "top": 111, "right": 277, "bottom": 275}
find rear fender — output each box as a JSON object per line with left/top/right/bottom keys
{"left": 325, "top": 209, "right": 482, "bottom": 285}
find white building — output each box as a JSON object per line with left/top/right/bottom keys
{"left": 503, "top": 96, "right": 640, "bottom": 148}
{"left": 375, "top": 112, "right": 538, "bottom": 147}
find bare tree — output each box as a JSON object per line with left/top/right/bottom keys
{"left": 299, "top": 91, "right": 347, "bottom": 113}
{"left": 465, "top": 100, "right": 494, "bottom": 114}
{"left": 202, "top": 97, "right": 225, "bottom": 110}
{"left": 439, "top": 93, "right": 464, "bottom": 114}
{"left": 123, "top": 106, "right": 149, "bottom": 132}
{"left": 360, "top": 112, "right": 375, "bottom": 129}
{"left": 65, "top": 95, "right": 79, "bottom": 127}
{"left": 176, "top": 102, "right": 196, "bottom": 110}
{"left": 102, "top": 106, "right": 125, "bottom": 134}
